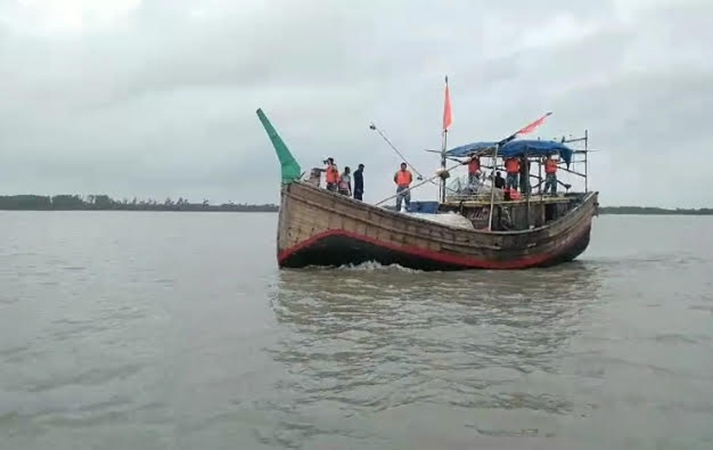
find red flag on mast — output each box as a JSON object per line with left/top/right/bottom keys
{"left": 516, "top": 111, "right": 552, "bottom": 136}
{"left": 443, "top": 76, "right": 452, "bottom": 132}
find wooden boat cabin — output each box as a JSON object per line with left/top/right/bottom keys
{"left": 405, "top": 136, "right": 595, "bottom": 233}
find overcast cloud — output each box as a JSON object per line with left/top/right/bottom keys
{"left": 0, "top": 0, "right": 711, "bottom": 207}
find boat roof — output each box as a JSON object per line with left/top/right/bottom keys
{"left": 445, "top": 139, "right": 574, "bottom": 166}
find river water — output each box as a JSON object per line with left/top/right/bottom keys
{"left": 0, "top": 212, "right": 711, "bottom": 449}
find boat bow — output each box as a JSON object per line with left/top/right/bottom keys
{"left": 256, "top": 108, "right": 302, "bottom": 184}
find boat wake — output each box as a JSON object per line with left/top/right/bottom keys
{"left": 309, "top": 261, "right": 424, "bottom": 273}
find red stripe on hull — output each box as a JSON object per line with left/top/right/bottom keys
{"left": 277, "top": 223, "right": 592, "bottom": 270}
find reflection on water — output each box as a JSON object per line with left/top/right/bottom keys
{"left": 264, "top": 263, "right": 605, "bottom": 446}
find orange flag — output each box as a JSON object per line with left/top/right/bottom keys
{"left": 443, "top": 76, "right": 452, "bottom": 132}
{"left": 516, "top": 112, "right": 552, "bottom": 135}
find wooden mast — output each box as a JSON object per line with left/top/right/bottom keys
{"left": 538, "top": 150, "right": 543, "bottom": 195}
{"left": 584, "top": 129, "right": 589, "bottom": 192}
{"left": 440, "top": 130, "right": 447, "bottom": 203}
{"left": 440, "top": 76, "right": 452, "bottom": 204}
{"left": 487, "top": 144, "right": 499, "bottom": 230}
{"left": 525, "top": 147, "right": 531, "bottom": 228}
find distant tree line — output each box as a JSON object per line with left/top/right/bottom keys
{"left": 0, "top": 195, "right": 278, "bottom": 212}
{"left": 1, "top": 195, "right": 710, "bottom": 215}
{"left": 599, "top": 206, "right": 713, "bottom": 216}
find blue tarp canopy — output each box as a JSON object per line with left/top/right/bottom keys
{"left": 445, "top": 139, "right": 574, "bottom": 166}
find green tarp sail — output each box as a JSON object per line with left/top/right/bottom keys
{"left": 256, "top": 108, "right": 302, "bottom": 184}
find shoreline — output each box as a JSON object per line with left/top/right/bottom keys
{"left": 1, "top": 208, "right": 711, "bottom": 216}
{"left": 0, "top": 196, "right": 710, "bottom": 215}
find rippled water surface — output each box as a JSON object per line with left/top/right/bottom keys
{"left": 1, "top": 212, "right": 712, "bottom": 449}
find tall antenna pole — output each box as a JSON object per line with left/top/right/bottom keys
{"left": 441, "top": 75, "right": 452, "bottom": 203}
{"left": 584, "top": 129, "right": 589, "bottom": 192}
{"left": 441, "top": 129, "right": 447, "bottom": 202}
{"left": 370, "top": 122, "right": 427, "bottom": 181}
{"left": 487, "top": 144, "right": 499, "bottom": 231}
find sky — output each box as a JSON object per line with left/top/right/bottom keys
{"left": 0, "top": 0, "right": 711, "bottom": 207}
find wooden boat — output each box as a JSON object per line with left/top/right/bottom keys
{"left": 256, "top": 108, "right": 599, "bottom": 271}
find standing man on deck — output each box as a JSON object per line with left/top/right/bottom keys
{"left": 519, "top": 155, "right": 531, "bottom": 194}
{"left": 543, "top": 154, "right": 559, "bottom": 195}
{"left": 353, "top": 164, "right": 364, "bottom": 200}
{"left": 504, "top": 157, "right": 520, "bottom": 191}
{"left": 394, "top": 162, "right": 413, "bottom": 212}
{"left": 324, "top": 157, "right": 339, "bottom": 192}
{"left": 338, "top": 166, "right": 352, "bottom": 196}
{"left": 465, "top": 154, "right": 481, "bottom": 185}
{"left": 494, "top": 171, "right": 505, "bottom": 189}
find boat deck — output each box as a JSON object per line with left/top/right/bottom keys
{"left": 442, "top": 194, "right": 579, "bottom": 208}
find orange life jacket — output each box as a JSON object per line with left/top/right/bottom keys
{"left": 468, "top": 158, "right": 480, "bottom": 174}
{"left": 545, "top": 159, "right": 558, "bottom": 174}
{"left": 396, "top": 170, "right": 412, "bottom": 186}
{"left": 325, "top": 165, "right": 338, "bottom": 183}
{"left": 505, "top": 158, "right": 519, "bottom": 174}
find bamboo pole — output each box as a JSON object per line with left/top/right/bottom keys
{"left": 487, "top": 145, "right": 500, "bottom": 231}
{"left": 584, "top": 129, "right": 589, "bottom": 192}
{"left": 557, "top": 164, "right": 587, "bottom": 178}
{"left": 370, "top": 123, "right": 427, "bottom": 180}
{"left": 440, "top": 129, "right": 447, "bottom": 203}
{"left": 538, "top": 155, "right": 542, "bottom": 195}
{"left": 525, "top": 149, "right": 531, "bottom": 228}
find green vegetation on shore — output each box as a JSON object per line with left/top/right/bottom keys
{"left": 0, "top": 195, "right": 278, "bottom": 212}
{"left": 1, "top": 195, "right": 711, "bottom": 215}
{"left": 599, "top": 206, "right": 713, "bottom": 215}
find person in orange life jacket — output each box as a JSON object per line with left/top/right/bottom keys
{"left": 504, "top": 157, "right": 520, "bottom": 191}
{"left": 323, "top": 157, "right": 339, "bottom": 191}
{"left": 338, "top": 166, "right": 352, "bottom": 196}
{"left": 543, "top": 154, "right": 559, "bottom": 195}
{"left": 393, "top": 162, "right": 413, "bottom": 211}
{"left": 464, "top": 155, "right": 481, "bottom": 185}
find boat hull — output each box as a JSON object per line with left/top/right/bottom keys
{"left": 276, "top": 182, "right": 598, "bottom": 271}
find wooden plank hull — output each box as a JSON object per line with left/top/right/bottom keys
{"left": 276, "top": 182, "right": 598, "bottom": 270}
